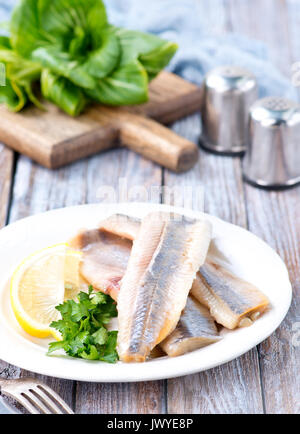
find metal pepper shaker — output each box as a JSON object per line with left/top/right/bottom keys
{"left": 243, "top": 96, "right": 300, "bottom": 189}
{"left": 201, "top": 66, "right": 258, "bottom": 154}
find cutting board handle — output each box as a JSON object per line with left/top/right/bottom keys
{"left": 119, "top": 114, "right": 199, "bottom": 172}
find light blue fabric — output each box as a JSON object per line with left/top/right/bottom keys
{"left": 0, "top": 0, "right": 297, "bottom": 99}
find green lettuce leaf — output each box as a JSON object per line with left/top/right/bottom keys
{"left": 0, "top": 43, "right": 43, "bottom": 111}
{"left": 32, "top": 46, "right": 96, "bottom": 89}
{"left": 41, "top": 69, "right": 87, "bottom": 116}
{"left": 0, "top": 35, "right": 11, "bottom": 49}
{"left": 0, "top": 78, "right": 27, "bottom": 111}
{"left": 86, "top": 60, "right": 148, "bottom": 106}
{"left": 84, "top": 30, "right": 121, "bottom": 79}
{"left": 6, "top": 60, "right": 44, "bottom": 110}
{"left": 0, "top": 46, "right": 21, "bottom": 64}
{"left": 113, "top": 27, "right": 178, "bottom": 79}
{"left": 139, "top": 41, "right": 178, "bottom": 80}
{"left": 7, "top": 0, "right": 177, "bottom": 113}
{"left": 10, "top": 0, "right": 49, "bottom": 57}
{"left": 38, "top": 0, "right": 107, "bottom": 40}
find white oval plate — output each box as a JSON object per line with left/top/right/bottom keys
{"left": 0, "top": 203, "right": 292, "bottom": 382}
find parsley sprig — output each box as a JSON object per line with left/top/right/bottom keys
{"left": 48, "top": 286, "right": 118, "bottom": 363}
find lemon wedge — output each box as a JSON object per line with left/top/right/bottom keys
{"left": 10, "top": 244, "right": 83, "bottom": 339}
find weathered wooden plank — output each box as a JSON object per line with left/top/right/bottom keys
{"left": 229, "top": 0, "right": 300, "bottom": 414}
{"left": 0, "top": 72, "right": 201, "bottom": 170}
{"left": 168, "top": 350, "right": 263, "bottom": 414}
{"left": 77, "top": 381, "right": 166, "bottom": 415}
{"left": 163, "top": 0, "right": 264, "bottom": 414}
{"left": 164, "top": 114, "right": 264, "bottom": 413}
{"left": 2, "top": 0, "right": 298, "bottom": 415}
{"left": 244, "top": 187, "right": 300, "bottom": 414}
{"left": 4, "top": 148, "right": 166, "bottom": 414}
{"left": 286, "top": 0, "right": 300, "bottom": 100}
{"left": 0, "top": 144, "right": 13, "bottom": 228}
{"left": 0, "top": 156, "right": 99, "bottom": 411}
{"left": 228, "top": 0, "right": 292, "bottom": 76}
{"left": 0, "top": 144, "right": 17, "bottom": 392}
{"left": 3, "top": 156, "right": 89, "bottom": 411}
{"left": 75, "top": 149, "right": 166, "bottom": 414}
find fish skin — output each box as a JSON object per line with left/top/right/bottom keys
{"left": 71, "top": 214, "right": 220, "bottom": 358}
{"left": 191, "top": 261, "right": 270, "bottom": 329}
{"left": 160, "top": 296, "right": 221, "bottom": 357}
{"left": 117, "top": 212, "right": 212, "bottom": 363}
{"left": 71, "top": 214, "right": 217, "bottom": 360}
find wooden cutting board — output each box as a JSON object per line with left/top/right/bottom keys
{"left": 0, "top": 71, "right": 203, "bottom": 172}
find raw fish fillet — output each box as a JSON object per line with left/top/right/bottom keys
{"left": 160, "top": 296, "right": 221, "bottom": 357}
{"left": 69, "top": 227, "right": 132, "bottom": 301}
{"left": 99, "top": 214, "right": 141, "bottom": 241}
{"left": 191, "top": 261, "right": 269, "bottom": 329}
{"left": 117, "top": 212, "right": 212, "bottom": 363}
{"left": 71, "top": 214, "right": 219, "bottom": 359}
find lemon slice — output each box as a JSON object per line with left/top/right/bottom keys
{"left": 10, "top": 244, "right": 83, "bottom": 339}
{"left": 64, "top": 249, "right": 85, "bottom": 300}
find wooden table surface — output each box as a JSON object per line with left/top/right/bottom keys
{"left": 0, "top": 0, "right": 299, "bottom": 414}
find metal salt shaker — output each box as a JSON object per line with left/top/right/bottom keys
{"left": 243, "top": 97, "right": 300, "bottom": 189}
{"left": 201, "top": 66, "right": 258, "bottom": 154}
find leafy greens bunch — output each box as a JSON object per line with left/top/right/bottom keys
{"left": 48, "top": 286, "right": 119, "bottom": 363}
{"left": 0, "top": 0, "right": 178, "bottom": 116}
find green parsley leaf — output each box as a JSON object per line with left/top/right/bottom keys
{"left": 48, "top": 287, "right": 118, "bottom": 363}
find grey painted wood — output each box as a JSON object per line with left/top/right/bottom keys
{"left": 0, "top": 144, "right": 13, "bottom": 228}
{"left": 4, "top": 149, "right": 166, "bottom": 414}
{"left": 163, "top": 0, "right": 264, "bottom": 414}
{"left": 164, "top": 115, "right": 264, "bottom": 414}
{"left": 0, "top": 145, "right": 16, "bottom": 387}
{"left": 244, "top": 187, "right": 300, "bottom": 414}
{"left": 228, "top": 0, "right": 300, "bottom": 414}
{"left": 74, "top": 150, "right": 166, "bottom": 414}
{"left": 228, "top": 0, "right": 292, "bottom": 76}
{"left": 0, "top": 0, "right": 299, "bottom": 414}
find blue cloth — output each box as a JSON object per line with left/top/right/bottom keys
{"left": 0, "top": 0, "right": 297, "bottom": 99}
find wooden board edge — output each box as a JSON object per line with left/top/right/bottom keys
{"left": 0, "top": 127, "right": 52, "bottom": 168}
{"left": 151, "top": 87, "right": 204, "bottom": 124}
{"left": 49, "top": 126, "right": 119, "bottom": 169}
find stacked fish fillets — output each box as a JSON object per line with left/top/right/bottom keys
{"left": 69, "top": 212, "right": 269, "bottom": 362}
{"left": 117, "top": 212, "right": 212, "bottom": 362}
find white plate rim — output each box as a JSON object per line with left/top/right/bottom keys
{"left": 0, "top": 202, "right": 292, "bottom": 382}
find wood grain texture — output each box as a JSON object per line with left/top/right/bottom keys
{"left": 0, "top": 72, "right": 202, "bottom": 170}
{"left": 1, "top": 0, "right": 299, "bottom": 415}
{"left": 3, "top": 157, "right": 89, "bottom": 411}
{"left": 229, "top": 0, "right": 300, "bottom": 414}
{"left": 4, "top": 144, "right": 166, "bottom": 413}
{"left": 244, "top": 187, "right": 300, "bottom": 414}
{"left": 119, "top": 113, "right": 199, "bottom": 172}
{"left": 74, "top": 149, "right": 166, "bottom": 414}
{"left": 0, "top": 144, "right": 17, "bottom": 390}
{"left": 122, "top": 71, "right": 203, "bottom": 124}
{"left": 228, "top": 0, "right": 292, "bottom": 76}
{"left": 162, "top": 0, "right": 264, "bottom": 414}
{"left": 0, "top": 145, "right": 13, "bottom": 228}
{"left": 163, "top": 113, "right": 264, "bottom": 414}
{"left": 76, "top": 382, "right": 166, "bottom": 415}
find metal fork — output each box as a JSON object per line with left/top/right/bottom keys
{"left": 0, "top": 378, "right": 74, "bottom": 414}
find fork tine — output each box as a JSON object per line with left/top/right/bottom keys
{"left": 32, "top": 386, "right": 64, "bottom": 414}
{"left": 14, "top": 394, "right": 41, "bottom": 414}
{"left": 37, "top": 384, "right": 74, "bottom": 414}
{"left": 24, "top": 391, "right": 53, "bottom": 414}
